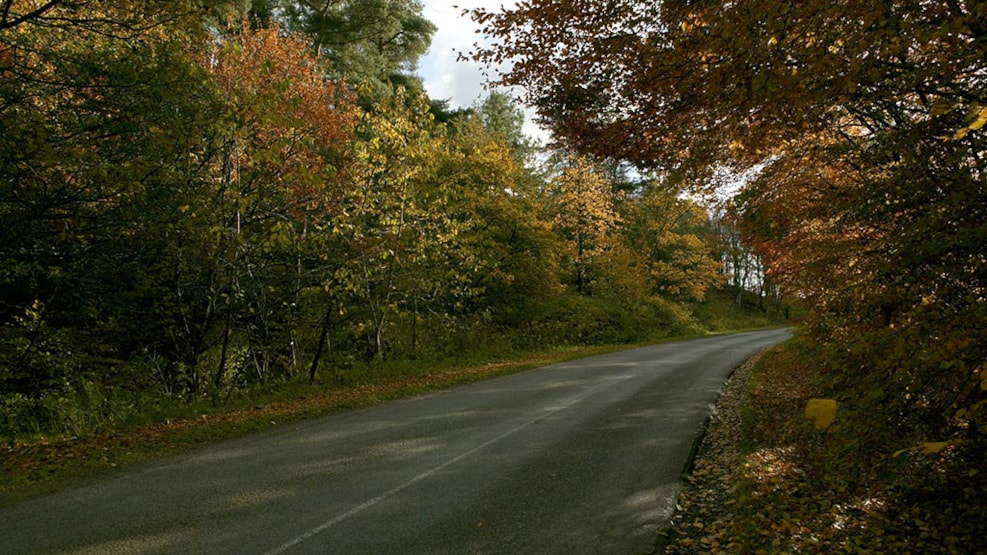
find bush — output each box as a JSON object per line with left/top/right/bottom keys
{"left": 0, "top": 380, "right": 141, "bottom": 439}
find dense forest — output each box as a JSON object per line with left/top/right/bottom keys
{"left": 0, "top": 1, "right": 782, "bottom": 438}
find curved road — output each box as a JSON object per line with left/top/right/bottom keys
{"left": 0, "top": 329, "right": 789, "bottom": 554}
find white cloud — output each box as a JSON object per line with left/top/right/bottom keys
{"left": 418, "top": 1, "right": 504, "bottom": 109}
{"left": 418, "top": 1, "right": 547, "bottom": 143}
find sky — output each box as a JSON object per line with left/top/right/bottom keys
{"left": 416, "top": 1, "right": 549, "bottom": 142}
{"left": 417, "top": 1, "right": 504, "bottom": 110}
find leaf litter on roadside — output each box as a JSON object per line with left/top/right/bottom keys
{"left": 662, "top": 344, "right": 987, "bottom": 554}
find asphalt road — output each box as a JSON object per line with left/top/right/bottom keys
{"left": 0, "top": 329, "right": 790, "bottom": 554}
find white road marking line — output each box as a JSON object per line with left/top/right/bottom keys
{"left": 264, "top": 376, "right": 631, "bottom": 554}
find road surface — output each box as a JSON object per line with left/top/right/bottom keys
{"left": 0, "top": 329, "right": 789, "bottom": 554}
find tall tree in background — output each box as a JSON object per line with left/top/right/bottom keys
{"left": 248, "top": 0, "right": 435, "bottom": 92}
{"left": 436, "top": 114, "right": 560, "bottom": 325}
{"left": 543, "top": 155, "right": 620, "bottom": 296}
{"left": 617, "top": 183, "right": 722, "bottom": 302}
{"left": 467, "top": 1, "right": 987, "bottom": 442}
{"left": 472, "top": 91, "right": 540, "bottom": 169}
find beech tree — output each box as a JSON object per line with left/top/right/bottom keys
{"left": 618, "top": 184, "right": 723, "bottom": 302}
{"left": 543, "top": 155, "right": 620, "bottom": 296}
{"left": 436, "top": 115, "right": 560, "bottom": 323}
{"left": 192, "top": 23, "right": 357, "bottom": 386}
{"left": 468, "top": 2, "right": 987, "bottom": 175}
{"left": 339, "top": 89, "right": 446, "bottom": 359}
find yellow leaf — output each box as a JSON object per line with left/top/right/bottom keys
{"left": 954, "top": 106, "right": 987, "bottom": 139}
{"left": 894, "top": 441, "right": 958, "bottom": 458}
{"left": 921, "top": 441, "right": 950, "bottom": 454}
{"left": 969, "top": 106, "right": 987, "bottom": 130}
{"left": 805, "top": 398, "right": 837, "bottom": 430}
{"left": 929, "top": 101, "right": 954, "bottom": 117}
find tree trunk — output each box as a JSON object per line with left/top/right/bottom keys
{"left": 215, "top": 301, "right": 233, "bottom": 391}
{"left": 309, "top": 305, "right": 333, "bottom": 384}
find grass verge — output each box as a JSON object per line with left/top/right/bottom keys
{"left": 1, "top": 340, "right": 662, "bottom": 502}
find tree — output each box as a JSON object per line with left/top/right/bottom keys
{"left": 0, "top": 7, "right": 361, "bottom": 403}
{"left": 618, "top": 184, "right": 723, "bottom": 302}
{"left": 248, "top": 0, "right": 435, "bottom": 92}
{"left": 543, "top": 155, "right": 620, "bottom": 296}
{"left": 467, "top": 1, "right": 987, "bottom": 442}
{"left": 0, "top": 0, "right": 220, "bottom": 399}
{"left": 472, "top": 91, "right": 539, "bottom": 169}
{"left": 428, "top": 98, "right": 473, "bottom": 125}
{"left": 340, "top": 88, "right": 446, "bottom": 359}
{"left": 467, "top": 2, "right": 987, "bottom": 177}
{"left": 707, "top": 211, "right": 767, "bottom": 306}
{"left": 0, "top": 1, "right": 209, "bottom": 32}
{"left": 192, "top": 22, "right": 357, "bottom": 386}
{"left": 0, "top": 0, "right": 68, "bottom": 30}
{"left": 434, "top": 115, "right": 560, "bottom": 324}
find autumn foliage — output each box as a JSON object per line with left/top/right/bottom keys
{"left": 469, "top": 0, "right": 987, "bottom": 442}
{"left": 0, "top": 1, "right": 768, "bottom": 440}
{"left": 467, "top": 0, "right": 987, "bottom": 543}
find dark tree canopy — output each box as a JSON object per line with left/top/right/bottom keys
{"left": 468, "top": 1, "right": 987, "bottom": 175}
